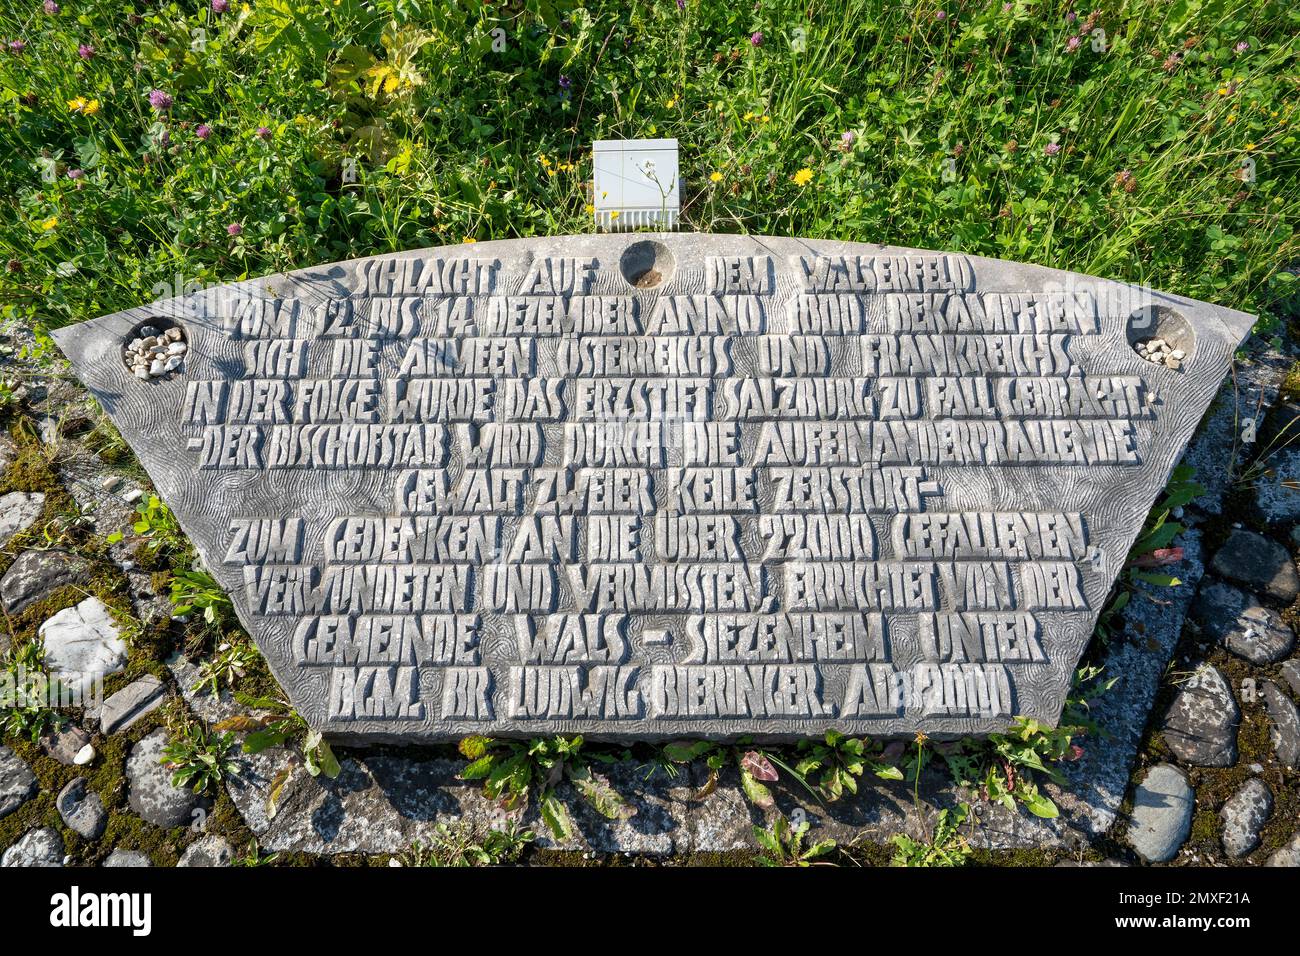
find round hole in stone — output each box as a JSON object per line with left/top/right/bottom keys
{"left": 123, "top": 317, "right": 189, "bottom": 382}
{"left": 619, "top": 239, "right": 674, "bottom": 289}
{"left": 1126, "top": 304, "right": 1194, "bottom": 371}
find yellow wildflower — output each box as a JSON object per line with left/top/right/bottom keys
{"left": 585, "top": 203, "right": 594, "bottom": 214}
{"left": 666, "top": 97, "right": 677, "bottom": 108}
{"left": 760, "top": 114, "right": 770, "bottom": 124}
{"left": 83, "top": 99, "right": 100, "bottom": 116}
{"left": 743, "top": 111, "right": 754, "bottom": 121}
{"left": 610, "top": 210, "right": 620, "bottom": 220}
{"left": 792, "top": 167, "right": 813, "bottom": 187}
{"left": 40, "top": 216, "right": 59, "bottom": 231}
{"left": 462, "top": 237, "right": 476, "bottom": 244}
{"left": 709, "top": 171, "right": 723, "bottom": 183}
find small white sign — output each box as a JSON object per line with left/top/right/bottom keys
{"left": 592, "top": 138, "right": 679, "bottom": 231}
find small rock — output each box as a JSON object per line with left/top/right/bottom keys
{"left": 1210, "top": 529, "right": 1300, "bottom": 603}
{"left": 1162, "top": 664, "right": 1240, "bottom": 767}
{"left": 38, "top": 723, "right": 92, "bottom": 765}
{"left": 1263, "top": 681, "right": 1300, "bottom": 767}
{"left": 1191, "top": 580, "right": 1295, "bottom": 664}
{"left": 1220, "top": 778, "right": 1272, "bottom": 857}
{"left": 1265, "top": 833, "right": 1300, "bottom": 867}
{"left": 1281, "top": 659, "right": 1300, "bottom": 698}
{"left": 74, "top": 743, "right": 96, "bottom": 766}
{"left": 177, "top": 834, "right": 233, "bottom": 867}
{"left": 126, "top": 728, "right": 208, "bottom": 828}
{"left": 0, "top": 491, "right": 44, "bottom": 548}
{"left": 101, "top": 474, "right": 123, "bottom": 492}
{"left": 1128, "top": 763, "right": 1194, "bottom": 863}
{"left": 38, "top": 596, "right": 128, "bottom": 697}
{"left": 103, "top": 849, "right": 153, "bottom": 868}
{"left": 2, "top": 828, "right": 64, "bottom": 867}
{"left": 0, "top": 549, "right": 90, "bottom": 614}
{"left": 56, "top": 777, "right": 106, "bottom": 840}
{"left": 99, "top": 675, "right": 167, "bottom": 734}
{"left": 0, "top": 746, "right": 37, "bottom": 819}
{"left": 123, "top": 489, "right": 143, "bottom": 505}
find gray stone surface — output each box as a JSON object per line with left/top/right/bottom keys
{"left": 1209, "top": 529, "right": 1300, "bottom": 603}
{"left": 0, "top": 745, "right": 37, "bottom": 819}
{"left": 38, "top": 596, "right": 127, "bottom": 696}
{"left": 0, "top": 491, "right": 44, "bottom": 547}
{"left": 56, "top": 777, "right": 106, "bottom": 840}
{"left": 1219, "top": 778, "right": 1272, "bottom": 858}
{"left": 53, "top": 236, "right": 1256, "bottom": 742}
{"left": 0, "top": 433, "right": 15, "bottom": 473}
{"left": 177, "top": 834, "right": 233, "bottom": 867}
{"left": 1263, "top": 680, "right": 1300, "bottom": 767}
{"left": 1192, "top": 579, "right": 1295, "bottom": 664}
{"left": 38, "top": 723, "right": 92, "bottom": 765}
{"left": 1161, "top": 664, "right": 1240, "bottom": 767}
{"left": 102, "top": 849, "right": 153, "bottom": 867}
{"left": 1255, "top": 448, "right": 1300, "bottom": 523}
{"left": 0, "top": 548, "right": 89, "bottom": 615}
{"left": 1282, "top": 659, "right": 1300, "bottom": 698}
{"left": 2, "top": 827, "right": 64, "bottom": 866}
{"left": 1127, "top": 763, "right": 1194, "bottom": 863}
{"left": 126, "top": 728, "right": 209, "bottom": 828}
{"left": 1265, "top": 832, "right": 1300, "bottom": 867}
{"left": 99, "top": 674, "right": 167, "bottom": 734}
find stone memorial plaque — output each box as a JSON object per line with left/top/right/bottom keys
{"left": 52, "top": 235, "right": 1255, "bottom": 742}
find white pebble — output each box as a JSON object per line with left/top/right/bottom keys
{"left": 167, "top": 342, "right": 186, "bottom": 356}
{"left": 73, "top": 743, "right": 95, "bottom": 766}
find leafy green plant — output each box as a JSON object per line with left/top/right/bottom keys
{"left": 106, "top": 494, "right": 188, "bottom": 554}
{"left": 191, "top": 640, "right": 260, "bottom": 697}
{"left": 754, "top": 815, "right": 837, "bottom": 867}
{"left": 215, "top": 692, "right": 341, "bottom": 786}
{"left": 402, "top": 819, "right": 534, "bottom": 867}
{"left": 794, "top": 730, "right": 904, "bottom": 802}
{"left": 0, "top": 641, "right": 65, "bottom": 743}
{"left": 1125, "top": 465, "right": 1204, "bottom": 587}
{"left": 169, "top": 567, "right": 234, "bottom": 627}
{"left": 890, "top": 804, "right": 972, "bottom": 867}
{"left": 661, "top": 739, "right": 805, "bottom": 810}
{"left": 161, "top": 721, "right": 241, "bottom": 795}
{"left": 457, "top": 735, "right": 634, "bottom": 841}
{"left": 232, "top": 838, "right": 280, "bottom": 868}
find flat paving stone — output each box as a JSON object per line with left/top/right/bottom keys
{"left": 1127, "top": 763, "right": 1194, "bottom": 863}
{"left": 1281, "top": 659, "right": 1300, "bottom": 698}
{"left": 99, "top": 674, "right": 167, "bottom": 734}
{"left": 0, "top": 746, "right": 37, "bottom": 819}
{"left": 1210, "top": 529, "right": 1300, "bottom": 603}
{"left": 1263, "top": 680, "right": 1300, "bottom": 767}
{"left": 102, "top": 849, "right": 152, "bottom": 867}
{"left": 0, "top": 549, "right": 90, "bottom": 615}
{"left": 177, "top": 834, "right": 233, "bottom": 867}
{"left": 1220, "top": 778, "right": 1272, "bottom": 858}
{"left": 1161, "top": 664, "right": 1240, "bottom": 767}
{"left": 1192, "top": 579, "right": 1295, "bottom": 664}
{"left": 1265, "top": 832, "right": 1300, "bottom": 867}
{"left": 38, "top": 596, "right": 127, "bottom": 697}
{"left": 0, "top": 491, "right": 44, "bottom": 548}
{"left": 56, "top": 777, "right": 106, "bottom": 840}
{"left": 2, "top": 827, "right": 64, "bottom": 867}
{"left": 38, "top": 723, "right": 92, "bottom": 765}
{"left": 126, "top": 728, "right": 209, "bottom": 829}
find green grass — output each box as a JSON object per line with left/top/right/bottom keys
{"left": 0, "top": 0, "right": 1296, "bottom": 336}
